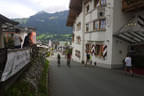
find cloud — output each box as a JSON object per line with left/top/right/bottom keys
{"left": 31, "top": 0, "right": 70, "bottom": 12}
{"left": 0, "top": 0, "right": 70, "bottom": 18}
{"left": 0, "top": 1, "right": 37, "bottom": 18}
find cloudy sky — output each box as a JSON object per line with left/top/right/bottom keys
{"left": 0, "top": 0, "right": 70, "bottom": 18}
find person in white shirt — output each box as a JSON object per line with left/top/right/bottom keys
{"left": 13, "top": 31, "right": 22, "bottom": 48}
{"left": 125, "top": 54, "right": 133, "bottom": 76}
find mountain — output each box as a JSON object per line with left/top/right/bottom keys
{"left": 13, "top": 10, "right": 72, "bottom": 35}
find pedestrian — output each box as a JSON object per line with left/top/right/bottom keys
{"left": 124, "top": 54, "right": 134, "bottom": 76}
{"left": 57, "top": 53, "right": 61, "bottom": 66}
{"left": 13, "top": 29, "right": 22, "bottom": 48}
{"left": 23, "top": 33, "right": 31, "bottom": 48}
{"left": 85, "top": 52, "right": 90, "bottom": 66}
{"left": 90, "top": 55, "right": 92, "bottom": 65}
{"left": 67, "top": 52, "right": 71, "bottom": 67}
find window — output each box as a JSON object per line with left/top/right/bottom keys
{"left": 77, "top": 22, "right": 81, "bottom": 31}
{"left": 94, "top": 0, "right": 99, "bottom": 8}
{"left": 93, "top": 20, "right": 100, "bottom": 31}
{"left": 97, "top": 0, "right": 106, "bottom": 7}
{"left": 101, "top": 0, "right": 106, "bottom": 6}
{"left": 95, "top": 45, "right": 103, "bottom": 57}
{"left": 76, "top": 36, "right": 81, "bottom": 44}
{"left": 100, "top": 19, "right": 106, "bottom": 30}
{"left": 85, "top": 43, "right": 104, "bottom": 57}
{"left": 93, "top": 19, "right": 106, "bottom": 31}
{"left": 86, "top": 24, "right": 89, "bottom": 32}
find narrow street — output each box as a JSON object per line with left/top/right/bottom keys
{"left": 48, "top": 54, "right": 144, "bottom": 96}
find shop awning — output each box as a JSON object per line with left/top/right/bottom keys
{"left": 114, "top": 15, "right": 144, "bottom": 44}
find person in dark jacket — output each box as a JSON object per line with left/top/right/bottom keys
{"left": 85, "top": 53, "right": 90, "bottom": 66}
{"left": 23, "top": 33, "right": 31, "bottom": 48}
{"left": 67, "top": 52, "right": 71, "bottom": 67}
{"left": 57, "top": 53, "right": 61, "bottom": 66}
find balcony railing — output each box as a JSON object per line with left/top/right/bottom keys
{"left": 122, "top": 0, "right": 144, "bottom": 12}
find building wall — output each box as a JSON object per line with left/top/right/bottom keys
{"left": 111, "top": 0, "right": 144, "bottom": 68}
{"left": 82, "top": 0, "right": 114, "bottom": 68}
{"left": 71, "top": 0, "right": 142, "bottom": 68}
{"left": 112, "top": 37, "right": 129, "bottom": 68}
{"left": 72, "top": 13, "right": 84, "bottom": 62}
{"left": 111, "top": 0, "right": 131, "bottom": 68}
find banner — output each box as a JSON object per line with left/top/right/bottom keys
{"left": 1, "top": 49, "right": 30, "bottom": 82}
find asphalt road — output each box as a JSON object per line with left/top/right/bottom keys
{"left": 48, "top": 55, "right": 144, "bottom": 96}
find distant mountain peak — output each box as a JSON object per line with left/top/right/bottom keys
{"left": 13, "top": 10, "right": 72, "bottom": 34}
{"left": 37, "top": 10, "right": 68, "bottom": 14}
{"left": 36, "top": 11, "right": 48, "bottom": 14}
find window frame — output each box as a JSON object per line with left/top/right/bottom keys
{"left": 76, "top": 36, "right": 81, "bottom": 44}
{"left": 100, "top": 19, "right": 106, "bottom": 31}
{"left": 93, "top": 19, "right": 106, "bottom": 31}
{"left": 97, "top": 0, "right": 107, "bottom": 7}
{"left": 93, "top": 20, "right": 100, "bottom": 31}
{"left": 94, "top": 0, "right": 99, "bottom": 8}
{"left": 100, "top": 0, "right": 106, "bottom": 6}
{"left": 76, "top": 22, "right": 81, "bottom": 31}
{"left": 95, "top": 44, "right": 103, "bottom": 57}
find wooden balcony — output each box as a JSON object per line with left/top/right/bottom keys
{"left": 122, "top": 0, "right": 144, "bottom": 12}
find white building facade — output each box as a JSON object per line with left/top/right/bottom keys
{"left": 67, "top": 0, "right": 144, "bottom": 68}
{"left": 71, "top": 12, "right": 84, "bottom": 62}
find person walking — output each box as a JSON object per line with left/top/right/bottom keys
{"left": 57, "top": 53, "right": 61, "bottom": 66}
{"left": 85, "top": 53, "right": 90, "bottom": 66}
{"left": 23, "top": 33, "right": 31, "bottom": 48}
{"left": 13, "top": 30, "right": 22, "bottom": 48}
{"left": 67, "top": 52, "right": 71, "bottom": 67}
{"left": 124, "top": 54, "right": 134, "bottom": 76}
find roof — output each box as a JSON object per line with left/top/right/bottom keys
{"left": 66, "top": 0, "right": 82, "bottom": 26}
{"left": 114, "top": 15, "right": 144, "bottom": 45}
{"left": 0, "top": 14, "right": 19, "bottom": 25}
{"left": 16, "top": 26, "right": 36, "bottom": 33}
{"left": 67, "top": 0, "right": 92, "bottom": 26}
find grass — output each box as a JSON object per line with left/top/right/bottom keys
{"left": 37, "top": 33, "right": 72, "bottom": 42}
{"left": 37, "top": 34, "right": 46, "bottom": 40}
{"left": 38, "top": 59, "right": 49, "bottom": 96}
{"left": 5, "top": 80, "right": 35, "bottom": 96}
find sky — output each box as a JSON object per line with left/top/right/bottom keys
{"left": 0, "top": 0, "right": 70, "bottom": 18}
